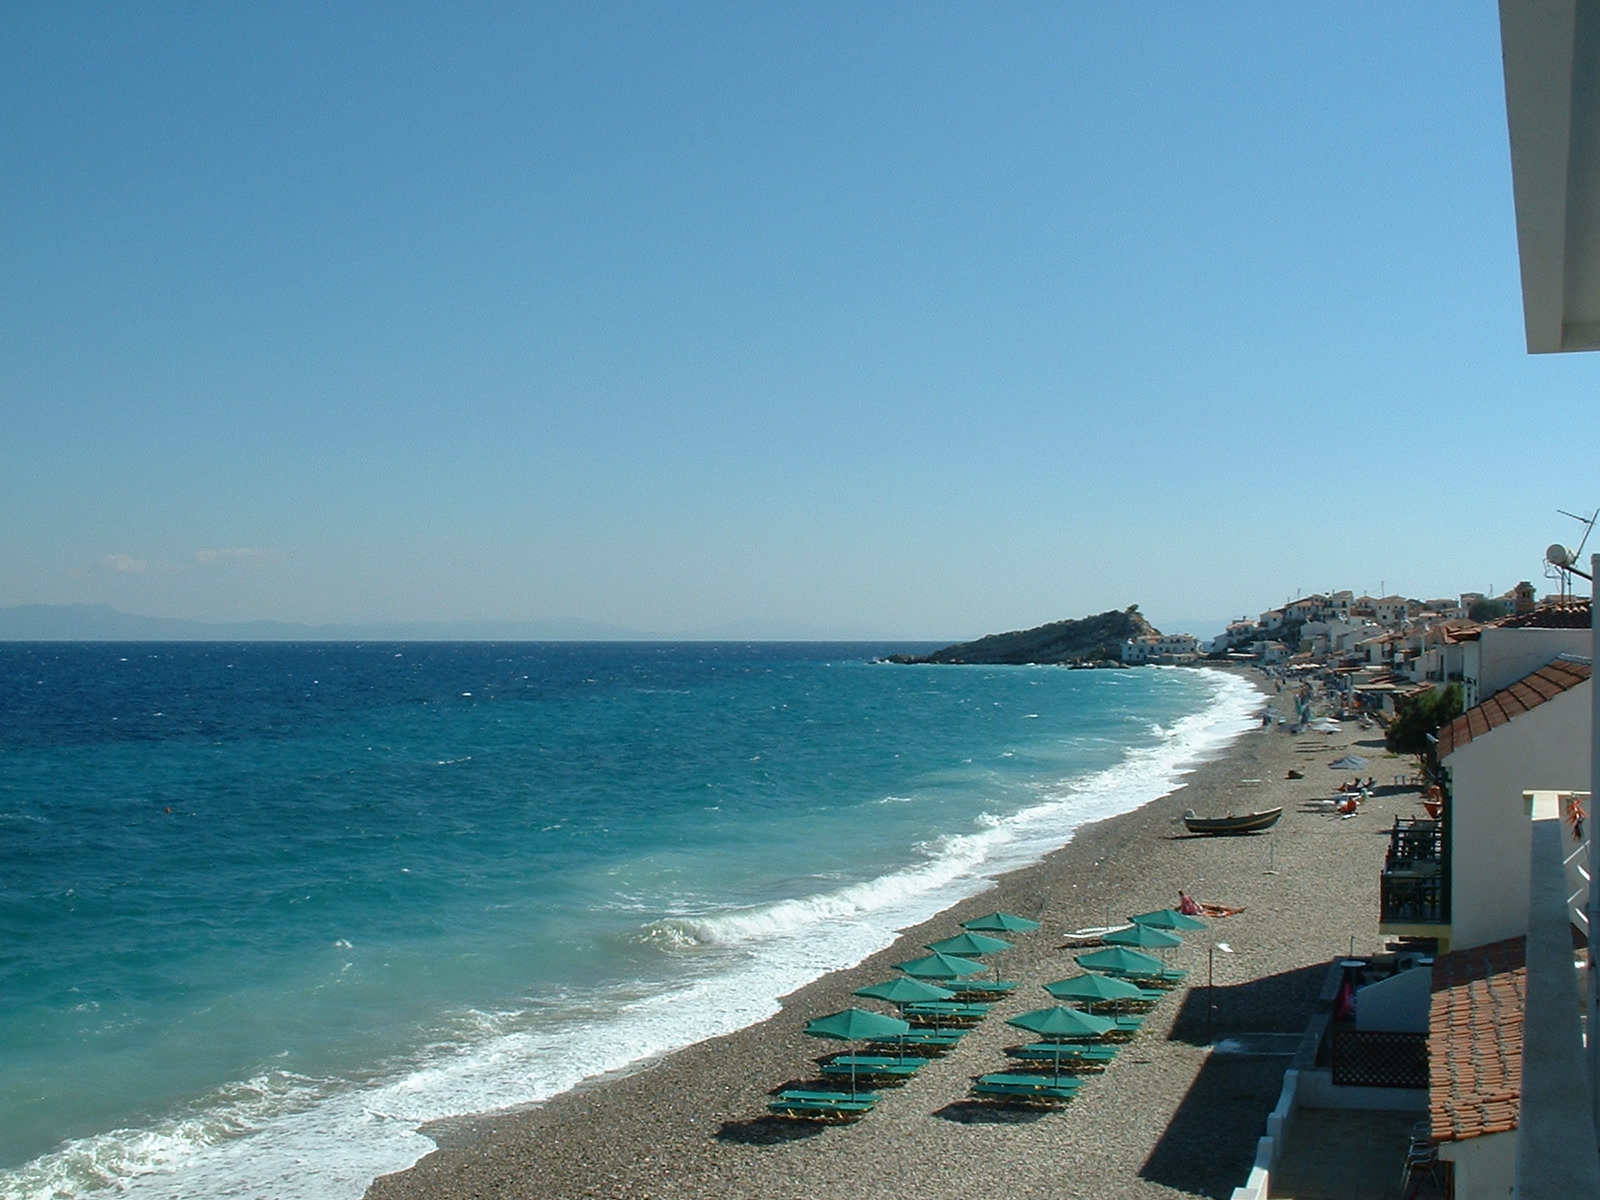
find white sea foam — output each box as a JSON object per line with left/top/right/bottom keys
{"left": 0, "top": 669, "right": 1261, "bottom": 1200}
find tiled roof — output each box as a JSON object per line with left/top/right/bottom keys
{"left": 1436, "top": 659, "right": 1592, "bottom": 759}
{"left": 1493, "top": 602, "right": 1591, "bottom": 630}
{"left": 1429, "top": 937, "right": 1526, "bottom": 1143}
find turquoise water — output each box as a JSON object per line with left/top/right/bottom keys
{"left": 0, "top": 643, "right": 1258, "bottom": 1199}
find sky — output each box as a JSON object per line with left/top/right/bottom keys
{"left": 2, "top": 3, "right": 1596, "bottom": 640}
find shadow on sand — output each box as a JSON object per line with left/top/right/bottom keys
{"left": 932, "top": 1099, "right": 1053, "bottom": 1125}
{"left": 715, "top": 1115, "right": 830, "bottom": 1144}
{"left": 1138, "top": 964, "right": 1325, "bottom": 1198}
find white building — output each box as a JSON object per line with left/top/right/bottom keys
{"left": 1120, "top": 635, "right": 1159, "bottom": 665}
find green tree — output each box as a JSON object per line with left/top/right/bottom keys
{"left": 1385, "top": 683, "right": 1465, "bottom": 767}
{"left": 1468, "top": 598, "right": 1510, "bottom": 622}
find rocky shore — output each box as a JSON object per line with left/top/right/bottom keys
{"left": 368, "top": 672, "right": 1409, "bottom": 1200}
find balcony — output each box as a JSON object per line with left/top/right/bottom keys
{"left": 1379, "top": 816, "right": 1448, "bottom": 929}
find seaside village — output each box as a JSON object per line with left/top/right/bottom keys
{"left": 1133, "top": 584, "right": 1595, "bottom": 1200}
{"left": 755, "top": 571, "right": 1595, "bottom": 1200}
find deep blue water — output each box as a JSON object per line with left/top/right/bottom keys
{"left": 0, "top": 642, "right": 1258, "bottom": 1199}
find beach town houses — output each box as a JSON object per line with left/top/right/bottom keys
{"left": 1455, "top": 604, "right": 1592, "bottom": 709}
{"left": 1284, "top": 596, "right": 1326, "bottom": 623}
{"left": 1255, "top": 640, "right": 1289, "bottom": 666}
{"left": 1121, "top": 633, "right": 1200, "bottom": 665}
{"left": 1120, "top": 635, "right": 1160, "bottom": 664}
{"left": 1371, "top": 595, "right": 1416, "bottom": 627}
{"left": 1485, "top": 13, "right": 1600, "bottom": 1185}
{"left": 1367, "top": 657, "right": 1592, "bottom": 1197}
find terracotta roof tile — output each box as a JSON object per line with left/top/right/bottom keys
{"left": 1492, "top": 603, "right": 1592, "bottom": 630}
{"left": 1428, "top": 937, "right": 1526, "bottom": 1143}
{"left": 1437, "top": 660, "right": 1591, "bottom": 759}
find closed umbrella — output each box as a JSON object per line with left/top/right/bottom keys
{"left": 1104, "top": 924, "right": 1183, "bottom": 950}
{"left": 804, "top": 1008, "right": 912, "bottom": 1096}
{"left": 1131, "top": 908, "right": 1207, "bottom": 932}
{"left": 963, "top": 911, "right": 1042, "bottom": 933}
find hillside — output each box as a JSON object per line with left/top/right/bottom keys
{"left": 887, "top": 606, "right": 1158, "bottom": 665}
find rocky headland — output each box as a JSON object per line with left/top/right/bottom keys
{"left": 886, "top": 605, "right": 1158, "bottom": 666}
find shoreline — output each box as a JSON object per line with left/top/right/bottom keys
{"left": 368, "top": 669, "right": 1406, "bottom": 1200}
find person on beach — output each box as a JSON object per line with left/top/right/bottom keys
{"left": 1178, "top": 891, "right": 1202, "bottom": 916}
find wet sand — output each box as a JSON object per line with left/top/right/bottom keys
{"left": 369, "top": 672, "right": 1410, "bottom": 1200}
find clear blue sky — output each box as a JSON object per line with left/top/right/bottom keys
{"left": 2, "top": 3, "right": 1593, "bottom": 638}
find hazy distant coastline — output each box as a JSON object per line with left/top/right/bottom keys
{"left": 0, "top": 603, "right": 919, "bottom": 644}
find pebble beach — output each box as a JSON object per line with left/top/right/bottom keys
{"left": 368, "top": 671, "right": 1410, "bottom": 1200}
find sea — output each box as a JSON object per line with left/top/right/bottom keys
{"left": 0, "top": 642, "right": 1260, "bottom": 1200}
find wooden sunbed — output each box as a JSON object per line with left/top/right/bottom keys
{"left": 970, "top": 1073, "right": 1082, "bottom": 1106}
{"left": 950, "top": 979, "right": 1018, "bottom": 997}
{"left": 1006, "top": 1042, "right": 1119, "bottom": 1070}
{"left": 768, "top": 1089, "right": 879, "bottom": 1121}
{"left": 868, "top": 1029, "right": 967, "bottom": 1053}
{"left": 819, "top": 1055, "right": 927, "bottom": 1080}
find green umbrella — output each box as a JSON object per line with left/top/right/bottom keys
{"left": 894, "top": 951, "right": 988, "bottom": 979}
{"left": 1104, "top": 924, "right": 1183, "bottom": 950}
{"left": 1076, "top": 946, "right": 1166, "bottom": 976}
{"left": 1131, "top": 907, "right": 1207, "bottom": 932}
{"left": 804, "top": 1008, "right": 912, "bottom": 1095}
{"left": 927, "top": 931, "right": 1014, "bottom": 958}
{"left": 854, "top": 977, "right": 957, "bottom": 1005}
{"left": 963, "top": 911, "right": 1042, "bottom": 934}
{"left": 1006, "top": 1006, "right": 1116, "bottom": 1078}
{"left": 1043, "top": 973, "right": 1146, "bottom": 1010}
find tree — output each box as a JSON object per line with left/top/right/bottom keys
{"left": 1385, "top": 683, "right": 1464, "bottom": 767}
{"left": 1468, "top": 598, "right": 1510, "bottom": 622}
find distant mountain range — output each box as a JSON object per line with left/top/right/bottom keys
{"left": 0, "top": 604, "right": 913, "bottom": 643}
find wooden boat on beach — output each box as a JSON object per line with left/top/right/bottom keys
{"left": 1182, "top": 807, "right": 1282, "bottom": 836}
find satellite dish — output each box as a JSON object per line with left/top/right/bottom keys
{"left": 1547, "top": 543, "right": 1575, "bottom": 568}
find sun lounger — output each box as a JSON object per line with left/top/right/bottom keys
{"left": 950, "top": 979, "right": 1018, "bottom": 996}
{"left": 902, "top": 1001, "right": 991, "bottom": 1025}
{"left": 768, "top": 1089, "right": 879, "bottom": 1121}
{"left": 1007, "top": 1042, "right": 1119, "bottom": 1068}
{"left": 870, "top": 1029, "right": 967, "bottom": 1052}
{"left": 970, "top": 1073, "right": 1081, "bottom": 1106}
{"left": 820, "top": 1055, "right": 927, "bottom": 1080}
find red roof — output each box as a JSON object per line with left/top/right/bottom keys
{"left": 1429, "top": 937, "right": 1526, "bottom": 1143}
{"left": 1492, "top": 603, "right": 1591, "bottom": 630}
{"left": 1436, "top": 659, "right": 1591, "bottom": 759}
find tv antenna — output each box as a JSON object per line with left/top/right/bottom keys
{"left": 1544, "top": 508, "right": 1598, "bottom": 595}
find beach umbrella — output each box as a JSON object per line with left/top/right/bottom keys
{"left": 963, "top": 911, "right": 1042, "bottom": 934}
{"left": 1104, "top": 924, "right": 1183, "bottom": 951}
{"left": 894, "top": 951, "right": 988, "bottom": 980}
{"left": 1076, "top": 946, "right": 1166, "bottom": 977}
{"left": 928, "top": 930, "right": 1017, "bottom": 982}
{"left": 854, "top": 977, "right": 956, "bottom": 1005}
{"left": 1131, "top": 908, "right": 1207, "bottom": 932}
{"left": 927, "top": 931, "right": 1014, "bottom": 958}
{"left": 805, "top": 1008, "right": 911, "bottom": 1096}
{"left": 1329, "top": 755, "right": 1369, "bottom": 770}
{"left": 1006, "top": 1006, "right": 1116, "bottom": 1078}
{"left": 1043, "top": 973, "right": 1146, "bottom": 1011}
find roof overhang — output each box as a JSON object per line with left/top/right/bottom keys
{"left": 1500, "top": 0, "right": 1600, "bottom": 351}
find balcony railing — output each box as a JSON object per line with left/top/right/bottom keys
{"left": 1380, "top": 816, "right": 1448, "bottom": 926}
